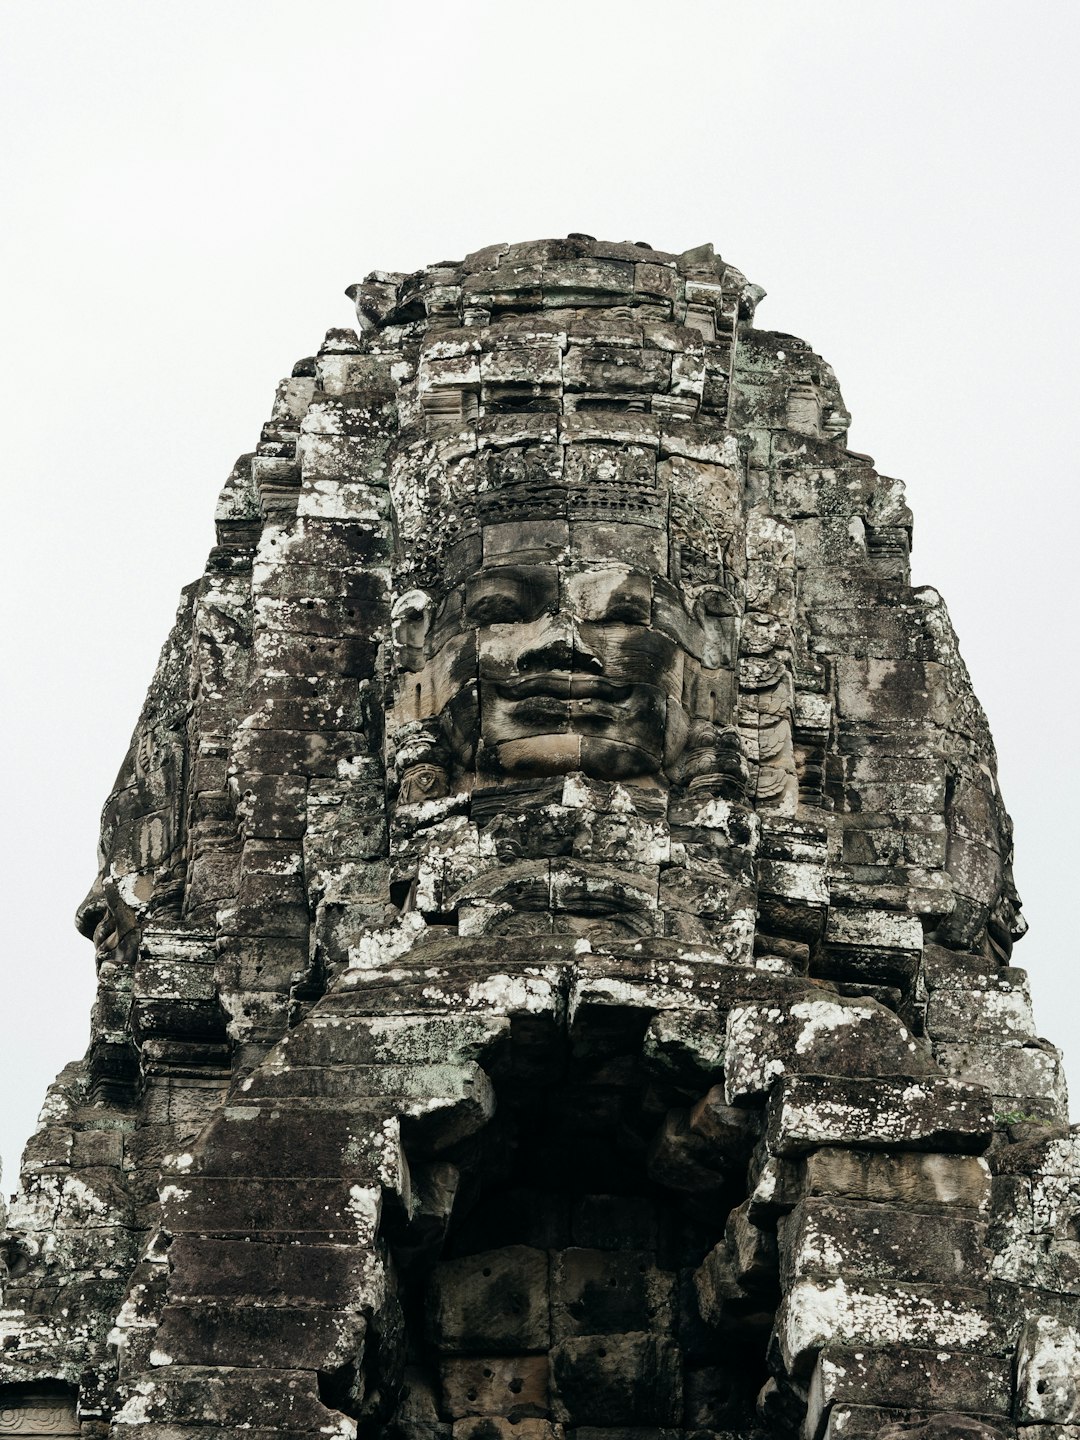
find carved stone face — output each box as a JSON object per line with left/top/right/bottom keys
{"left": 471, "top": 555, "right": 679, "bottom": 779}
{"left": 384, "top": 288, "right": 754, "bottom": 800}
{"left": 389, "top": 488, "right": 744, "bottom": 795}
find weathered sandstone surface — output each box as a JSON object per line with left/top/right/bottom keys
{"left": 1, "top": 236, "right": 1074, "bottom": 1440}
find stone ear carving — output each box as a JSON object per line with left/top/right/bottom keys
{"left": 397, "top": 761, "right": 450, "bottom": 805}
{"left": 388, "top": 716, "right": 452, "bottom": 803}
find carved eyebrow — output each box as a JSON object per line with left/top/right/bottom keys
{"left": 591, "top": 587, "right": 653, "bottom": 622}
{"left": 565, "top": 568, "right": 653, "bottom": 621}
{"left": 464, "top": 566, "right": 558, "bottom": 622}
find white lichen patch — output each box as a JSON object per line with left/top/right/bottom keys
{"left": 778, "top": 1275, "right": 995, "bottom": 1374}
{"left": 347, "top": 910, "right": 428, "bottom": 970}
{"left": 345, "top": 1185, "right": 382, "bottom": 1245}
{"left": 1017, "top": 1315, "right": 1080, "bottom": 1423}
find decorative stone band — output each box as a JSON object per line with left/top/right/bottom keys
{"left": 0, "top": 1400, "right": 78, "bottom": 1436}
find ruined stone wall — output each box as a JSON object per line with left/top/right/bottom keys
{"left": 0, "top": 237, "right": 1076, "bottom": 1440}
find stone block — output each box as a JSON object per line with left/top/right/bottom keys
{"left": 152, "top": 1301, "right": 363, "bottom": 1370}
{"left": 993, "top": 1132, "right": 1080, "bottom": 1180}
{"left": 823, "top": 1407, "right": 1013, "bottom": 1440}
{"left": 932, "top": 1041, "right": 1068, "bottom": 1120}
{"left": 802, "top": 1147, "right": 991, "bottom": 1211}
{"left": 646, "top": 1107, "right": 730, "bottom": 1192}
{"left": 748, "top": 1152, "right": 804, "bottom": 1220}
{"left": 1030, "top": 1165, "right": 1080, "bottom": 1235}
{"left": 768, "top": 1075, "right": 994, "bottom": 1157}
{"left": 248, "top": 1063, "right": 496, "bottom": 1150}
{"left": 562, "top": 344, "right": 670, "bottom": 393}
{"left": 688, "top": 1086, "right": 761, "bottom": 1153}
{"left": 776, "top": 1276, "right": 1002, "bottom": 1375}
{"left": 550, "top": 1248, "right": 675, "bottom": 1338}
{"left": 641, "top": 1009, "right": 726, "bottom": 1086}
{"left": 427, "top": 1246, "right": 550, "bottom": 1353}
{"left": 452, "top": 1421, "right": 561, "bottom": 1440}
{"left": 806, "top": 1347, "right": 1012, "bottom": 1438}
{"left": 549, "top": 1333, "right": 682, "bottom": 1425}
{"left": 725, "top": 993, "right": 930, "bottom": 1103}
{"left": 989, "top": 1279, "right": 1080, "bottom": 1351}
{"left": 113, "top": 1365, "right": 346, "bottom": 1430}
{"left": 70, "top": 1128, "right": 124, "bottom": 1170}
{"left": 926, "top": 986, "right": 1035, "bottom": 1043}
{"left": 324, "top": 955, "right": 566, "bottom": 1020}
{"left": 833, "top": 658, "right": 951, "bottom": 725}
{"left": 821, "top": 907, "right": 923, "bottom": 986}
{"left": 165, "top": 1238, "right": 375, "bottom": 1315}
{"left": 780, "top": 1196, "right": 987, "bottom": 1287}
{"left": 683, "top": 1364, "right": 755, "bottom": 1427}
{"left": 159, "top": 1176, "right": 382, "bottom": 1244}
{"left": 726, "top": 1199, "right": 778, "bottom": 1285}
{"left": 1016, "top": 1316, "right": 1080, "bottom": 1423}
{"left": 921, "top": 946, "right": 1021, "bottom": 991}
{"left": 693, "top": 1241, "right": 751, "bottom": 1324}
{"left": 990, "top": 1232, "right": 1080, "bottom": 1293}
{"left": 0, "top": 1394, "right": 80, "bottom": 1436}
{"left": 273, "top": 1012, "right": 510, "bottom": 1068}
{"left": 189, "top": 1106, "right": 381, "bottom": 1177}
{"left": 438, "top": 1355, "right": 550, "bottom": 1420}
{"left": 112, "top": 1426, "right": 313, "bottom": 1440}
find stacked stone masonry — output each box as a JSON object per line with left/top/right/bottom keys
{"left": 1, "top": 236, "right": 1076, "bottom": 1440}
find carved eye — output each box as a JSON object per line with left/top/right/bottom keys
{"left": 465, "top": 566, "right": 556, "bottom": 625}
{"left": 594, "top": 593, "right": 652, "bottom": 625}
{"left": 568, "top": 568, "right": 653, "bottom": 625}
{"left": 465, "top": 579, "right": 529, "bottom": 625}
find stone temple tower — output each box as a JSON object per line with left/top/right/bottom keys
{"left": 1, "top": 236, "right": 1077, "bottom": 1440}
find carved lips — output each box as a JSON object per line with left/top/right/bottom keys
{"left": 496, "top": 674, "right": 634, "bottom": 700}
{"left": 495, "top": 672, "right": 635, "bottom": 730}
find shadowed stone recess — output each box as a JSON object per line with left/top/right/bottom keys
{"left": 0, "top": 236, "right": 1075, "bottom": 1440}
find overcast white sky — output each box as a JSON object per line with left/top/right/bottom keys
{"left": 2, "top": 0, "right": 1077, "bottom": 1183}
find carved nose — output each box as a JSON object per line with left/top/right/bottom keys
{"left": 518, "top": 635, "right": 574, "bottom": 673}
{"left": 518, "top": 625, "right": 603, "bottom": 675}
{"left": 75, "top": 880, "right": 107, "bottom": 940}
{"left": 573, "top": 631, "right": 604, "bottom": 673}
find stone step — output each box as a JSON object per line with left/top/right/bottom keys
{"left": 767, "top": 1075, "right": 994, "bottom": 1157}
{"left": 153, "top": 1300, "right": 363, "bottom": 1369}
{"left": 805, "top": 1346, "right": 1012, "bottom": 1439}
{"left": 110, "top": 1364, "right": 342, "bottom": 1430}
{"left": 160, "top": 1176, "right": 382, "bottom": 1244}
{"left": 779, "top": 1196, "right": 988, "bottom": 1287}
{"left": 776, "top": 1275, "right": 1002, "bottom": 1376}
{"left": 167, "top": 1236, "right": 381, "bottom": 1305}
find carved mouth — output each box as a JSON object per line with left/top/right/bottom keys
{"left": 496, "top": 674, "right": 634, "bottom": 702}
